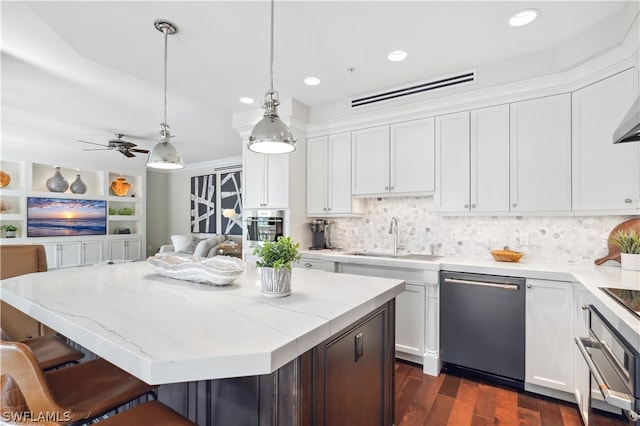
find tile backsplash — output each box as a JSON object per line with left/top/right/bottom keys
{"left": 324, "top": 197, "right": 635, "bottom": 266}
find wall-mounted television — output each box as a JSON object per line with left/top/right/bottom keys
{"left": 27, "top": 197, "right": 107, "bottom": 237}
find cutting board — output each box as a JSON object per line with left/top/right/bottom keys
{"left": 594, "top": 218, "right": 640, "bottom": 265}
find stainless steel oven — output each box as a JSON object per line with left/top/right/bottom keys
{"left": 245, "top": 209, "right": 285, "bottom": 247}
{"left": 576, "top": 305, "right": 640, "bottom": 425}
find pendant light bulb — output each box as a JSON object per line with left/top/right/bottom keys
{"left": 248, "top": 0, "right": 296, "bottom": 154}
{"left": 146, "top": 19, "right": 185, "bottom": 170}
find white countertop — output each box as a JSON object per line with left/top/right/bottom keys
{"left": 0, "top": 261, "right": 404, "bottom": 385}
{"left": 319, "top": 250, "right": 640, "bottom": 349}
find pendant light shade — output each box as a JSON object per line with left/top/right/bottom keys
{"left": 146, "top": 19, "right": 185, "bottom": 170}
{"left": 248, "top": 0, "right": 296, "bottom": 154}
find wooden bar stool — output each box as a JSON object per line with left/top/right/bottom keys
{"left": 0, "top": 340, "right": 155, "bottom": 424}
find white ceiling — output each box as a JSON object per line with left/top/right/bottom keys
{"left": 1, "top": 1, "right": 636, "bottom": 167}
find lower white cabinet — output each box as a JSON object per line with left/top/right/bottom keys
{"left": 395, "top": 283, "right": 426, "bottom": 359}
{"left": 574, "top": 284, "right": 591, "bottom": 426}
{"left": 43, "top": 240, "right": 103, "bottom": 269}
{"left": 525, "top": 278, "right": 575, "bottom": 394}
{"left": 108, "top": 238, "right": 142, "bottom": 261}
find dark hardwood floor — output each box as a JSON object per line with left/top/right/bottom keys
{"left": 394, "top": 361, "right": 628, "bottom": 426}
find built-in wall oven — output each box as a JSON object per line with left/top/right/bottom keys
{"left": 245, "top": 209, "right": 285, "bottom": 247}
{"left": 575, "top": 304, "right": 639, "bottom": 425}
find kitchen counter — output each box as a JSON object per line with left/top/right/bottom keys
{"left": 321, "top": 250, "right": 640, "bottom": 348}
{"left": 0, "top": 261, "right": 404, "bottom": 385}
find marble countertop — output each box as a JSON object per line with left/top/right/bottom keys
{"left": 0, "top": 261, "right": 404, "bottom": 385}
{"left": 317, "top": 250, "right": 640, "bottom": 349}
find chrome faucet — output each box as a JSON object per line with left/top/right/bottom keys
{"left": 389, "top": 217, "right": 399, "bottom": 253}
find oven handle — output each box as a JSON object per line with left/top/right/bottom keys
{"left": 575, "top": 336, "right": 639, "bottom": 419}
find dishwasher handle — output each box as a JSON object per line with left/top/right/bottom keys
{"left": 575, "top": 336, "right": 639, "bottom": 419}
{"left": 442, "top": 277, "right": 520, "bottom": 291}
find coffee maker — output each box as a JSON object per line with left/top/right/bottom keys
{"left": 309, "top": 219, "right": 332, "bottom": 250}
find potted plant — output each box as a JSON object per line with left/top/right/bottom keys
{"left": 253, "top": 236, "right": 301, "bottom": 297}
{"left": 609, "top": 229, "right": 640, "bottom": 271}
{"left": 1, "top": 224, "right": 18, "bottom": 238}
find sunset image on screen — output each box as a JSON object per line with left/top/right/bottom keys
{"left": 27, "top": 197, "right": 107, "bottom": 237}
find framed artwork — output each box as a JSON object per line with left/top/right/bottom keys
{"left": 190, "top": 174, "right": 216, "bottom": 233}
{"left": 220, "top": 171, "right": 242, "bottom": 235}
{"left": 27, "top": 197, "right": 107, "bottom": 237}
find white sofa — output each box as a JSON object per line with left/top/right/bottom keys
{"left": 158, "top": 234, "right": 242, "bottom": 258}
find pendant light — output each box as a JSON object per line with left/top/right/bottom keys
{"left": 146, "top": 19, "right": 185, "bottom": 170}
{"left": 248, "top": 0, "right": 296, "bottom": 154}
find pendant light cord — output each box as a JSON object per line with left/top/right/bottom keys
{"left": 163, "top": 26, "right": 169, "bottom": 127}
{"left": 269, "top": 0, "right": 274, "bottom": 94}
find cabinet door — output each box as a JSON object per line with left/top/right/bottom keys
{"left": 43, "top": 243, "right": 60, "bottom": 270}
{"left": 265, "top": 154, "right": 289, "bottom": 208}
{"left": 108, "top": 240, "right": 126, "bottom": 261}
{"left": 435, "top": 111, "right": 470, "bottom": 212}
{"left": 82, "top": 241, "right": 103, "bottom": 265}
{"left": 510, "top": 94, "right": 571, "bottom": 212}
{"left": 572, "top": 69, "right": 640, "bottom": 212}
{"left": 244, "top": 148, "right": 267, "bottom": 208}
{"left": 306, "top": 136, "right": 329, "bottom": 215}
{"left": 125, "top": 239, "right": 142, "bottom": 261}
{"left": 44, "top": 242, "right": 82, "bottom": 269}
{"left": 390, "top": 117, "right": 435, "bottom": 195}
{"left": 395, "top": 283, "right": 425, "bottom": 357}
{"left": 352, "top": 126, "right": 390, "bottom": 196}
{"left": 525, "top": 279, "right": 575, "bottom": 393}
{"left": 574, "top": 288, "right": 591, "bottom": 426}
{"left": 327, "top": 132, "right": 353, "bottom": 214}
{"left": 471, "top": 105, "right": 510, "bottom": 213}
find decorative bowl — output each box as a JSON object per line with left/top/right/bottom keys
{"left": 147, "top": 255, "right": 245, "bottom": 286}
{"left": 490, "top": 249, "right": 524, "bottom": 262}
{"left": 0, "top": 171, "right": 10, "bottom": 188}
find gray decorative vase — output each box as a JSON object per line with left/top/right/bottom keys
{"left": 46, "top": 167, "right": 69, "bottom": 193}
{"left": 260, "top": 267, "right": 292, "bottom": 297}
{"left": 70, "top": 174, "right": 87, "bottom": 194}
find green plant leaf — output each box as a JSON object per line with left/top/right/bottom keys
{"left": 253, "top": 236, "right": 302, "bottom": 269}
{"left": 609, "top": 229, "right": 640, "bottom": 255}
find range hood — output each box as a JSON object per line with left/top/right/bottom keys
{"left": 613, "top": 97, "right": 640, "bottom": 144}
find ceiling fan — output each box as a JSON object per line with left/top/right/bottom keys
{"left": 78, "top": 134, "right": 150, "bottom": 158}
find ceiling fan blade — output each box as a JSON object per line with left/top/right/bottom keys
{"left": 122, "top": 150, "right": 136, "bottom": 158}
{"left": 78, "top": 139, "right": 109, "bottom": 147}
{"left": 130, "top": 148, "right": 149, "bottom": 154}
{"left": 120, "top": 142, "right": 137, "bottom": 149}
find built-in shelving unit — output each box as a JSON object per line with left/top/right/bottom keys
{"left": 0, "top": 155, "right": 146, "bottom": 268}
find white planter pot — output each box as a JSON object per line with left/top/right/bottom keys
{"left": 261, "top": 267, "right": 292, "bottom": 297}
{"left": 620, "top": 253, "right": 640, "bottom": 271}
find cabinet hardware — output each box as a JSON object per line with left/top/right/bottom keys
{"left": 464, "top": 204, "right": 469, "bottom": 209}
{"left": 304, "top": 263, "right": 312, "bottom": 268}
{"left": 470, "top": 204, "right": 476, "bottom": 208}
{"left": 512, "top": 203, "right": 517, "bottom": 208}
{"left": 624, "top": 198, "right": 632, "bottom": 204}
{"left": 526, "top": 284, "right": 532, "bottom": 288}
{"left": 582, "top": 304, "right": 588, "bottom": 310}
{"left": 354, "top": 331, "right": 364, "bottom": 362}
{"left": 389, "top": 186, "right": 394, "bottom": 190}
{"left": 384, "top": 186, "right": 389, "bottom": 190}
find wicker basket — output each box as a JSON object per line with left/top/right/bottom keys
{"left": 490, "top": 249, "right": 524, "bottom": 262}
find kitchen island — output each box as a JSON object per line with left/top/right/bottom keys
{"left": 0, "top": 260, "right": 404, "bottom": 425}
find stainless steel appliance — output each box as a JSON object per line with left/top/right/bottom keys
{"left": 440, "top": 271, "right": 526, "bottom": 389}
{"left": 575, "top": 304, "right": 639, "bottom": 425}
{"left": 601, "top": 288, "right": 640, "bottom": 320}
{"left": 309, "top": 219, "right": 331, "bottom": 250}
{"left": 245, "top": 209, "right": 284, "bottom": 247}
{"left": 614, "top": 97, "right": 640, "bottom": 144}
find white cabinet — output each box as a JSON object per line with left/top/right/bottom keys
{"left": 307, "top": 133, "right": 362, "bottom": 216}
{"left": 352, "top": 118, "right": 435, "bottom": 197}
{"left": 244, "top": 148, "right": 289, "bottom": 209}
{"left": 395, "top": 283, "right": 426, "bottom": 359}
{"left": 81, "top": 240, "right": 103, "bottom": 265}
{"left": 435, "top": 106, "right": 510, "bottom": 213}
{"left": 525, "top": 279, "right": 575, "bottom": 394}
{"left": 108, "top": 238, "right": 142, "bottom": 261}
{"left": 44, "top": 242, "right": 82, "bottom": 269}
{"left": 574, "top": 285, "right": 591, "bottom": 426}
{"left": 295, "top": 256, "right": 326, "bottom": 271}
{"left": 510, "top": 94, "right": 572, "bottom": 213}
{"left": 572, "top": 68, "right": 640, "bottom": 213}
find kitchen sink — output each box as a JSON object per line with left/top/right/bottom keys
{"left": 346, "top": 251, "right": 442, "bottom": 261}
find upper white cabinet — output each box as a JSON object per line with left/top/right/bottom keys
{"left": 435, "top": 111, "right": 470, "bottom": 212}
{"left": 352, "top": 118, "right": 435, "bottom": 197}
{"left": 510, "top": 94, "right": 572, "bottom": 213}
{"left": 572, "top": 68, "right": 640, "bottom": 213}
{"left": 525, "top": 279, "right": 575, "bottom": 394}
{"left": 435, "top": 106, "right": 510, "bottom": 214}
{"left": 244, "top": 148, "right": 289, "bottom": 209}
{"left": 307, "top": 133, "right": 362, "bottom": 216}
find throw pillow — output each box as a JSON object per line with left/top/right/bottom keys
{"left": 180, "top": 235, "right": 202, "bottom": 254}
{"left": 194, "top": 237, "right": 219, "bottom": 257}
{"left": 170, "top": 235, "right": 192, "bottom": 252}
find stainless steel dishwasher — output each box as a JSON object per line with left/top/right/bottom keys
{"left": 440, "top": 271, "right": 526, "bottom": 389}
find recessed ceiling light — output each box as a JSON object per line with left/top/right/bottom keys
{"left": 509, "top": 9, "right": 539, "bottom": 27}
{"left": 239, "top": 97, "right": 255, "bottom": 104}
{"left": 304, "top": 76, "right": 321, "bottom": 86}
{"left": 388, "top": 50, "right": 408, "bottom": 62}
